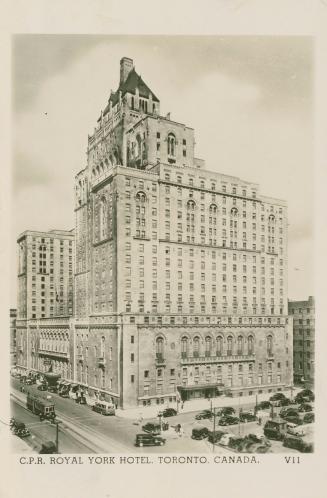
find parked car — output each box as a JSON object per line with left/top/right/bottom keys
{"left": 269, "top": 392, "right": 286, "bottom": 402}
{"left": 271, "top": 397, "right": 291, "bottom": 407}
{"left": 161, "top": 408, "right": 177, "bottom": 418}
{"left": 142, "top": 422, "right": 161, "bottom": 434}
{"left": 283, "top": 415, "right": 303, "bottom": 426}
{"left": 218, "top": 416, "right": 239, "bottom": 426}
{"left": 219, "top": 433, "right": 235, "bottom": 446}
{"left": 240, "top": 412, "right": 257, "bottom": 422}
{"left": 217, "top": 406, "right": 235, "bottom": 417}
{"left": 295, "top": 389, "right": 314, "bottom": 404}
{"left": 191, "top": 427, "right": 209, "bottom": 440}
{"left": 39, "top": 441, "right": 57, "bottom": 454}
{"left": 286, "top": 423, "right": 306, "bottom": 437}
{"left": 207, "top": 430, "right": 225, "bottom": 444}
{"left": 283, "top": 435, "right": 313, "bottom": 453}
{"left": 135, "top": 433, "right": 166, "bottom": 447}
{"left": 195, "top": 410, "right": 213, "bottom": 420}
{"left": 37, "top": 384, "right": 48, "bottom": 391}
{"left": 298, "top": 403, "right": 313, "bottom": 413}
{"left": 280, "top": 408, "right": 299, "bottom": 419}
{"left": 263, "top": 420, "right": 287, "bottom": 441}
{"left": 256, "top": 401, "right": 271, "bottom": 410}
{"left": 303, "top": 412, "right": 315, "bottom": 424}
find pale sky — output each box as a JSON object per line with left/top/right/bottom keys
{"left": 11, "top": 35, "right": 314, "bottom": 305}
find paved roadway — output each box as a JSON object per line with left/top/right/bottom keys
{"left": 10, "top": 379, "right": 301, "bottom": 454}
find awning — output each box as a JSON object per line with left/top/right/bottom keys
{"left": 178, "top": 383, "right": 224, "bottom": 392}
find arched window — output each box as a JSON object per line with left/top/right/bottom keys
{"left": 268, "top": 214, "right": 275, "bottom": 224}
{"left": 99, "top": 197, "right": 107, "bottom": 240}
{"left": 156, "top": 337, "right": 164, "bottom": 361}
{"left": 227, "top": 336, "right": 233, "bottom": 356}
{"left": 216, "top": 336, "right": 223, "bottom": 356}
{"left": 248, "top": 335, "right": 254, "bottom": 355}
{"left": 193, "top": 336, "right": 200, "bottom": 358}
{"left": 136, "top": 191, "right": 146, "bottom": 203}
{"left": 267, "top": 335, "right": 273, "bottom": 356}
{"left": 181, "top": 336, "right": 188, "bottom": 359}
{"left": 167, "top": 133, "right": 176, "bottom": 156}
{"left": 187, "top": 200, "right": 196, "bottom": 211}
{"left": 209, "top": 204, "right": 218, "bottom": 214}
{"left": 231, "top": 207, "right": 238, "bottom": 217}
{"left": 237, "top": 336, "right": 244, "bottom": 355}
{"left": 205, "top": 336, "right": 212, "bottom": 357}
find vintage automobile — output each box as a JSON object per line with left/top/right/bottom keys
{"left": 195, "top": 410, "right": 213, "bottom": 420}
{"left": 161, "top": 408, "right": 177, "bottom": 418}
{"left": 218, "top": 416, "right": 239, "bottom": 426}
{"left": 11, "top": 421, "right": 31, "bottom": 438}
{"left": 280, "top": 407, "right": 299, "bottom": 419}
{"left": 295, "top": 389, "right": 314, "bottom": 404}
{"left": 142, "top": 422, "right": 161, "bottom": 434}
{"left": 135, "top": 434, "right": 165, "bottom": 447}
{"left": 298, "top": 403, "right": 313, "bottom": 413}
{"left": 263, "top": 419, "right": 287, "bottom": 441}
{"left": 207, "top": 430, "right": 225, "bottom": 444}
{"left": 269, "top": 392, "right": 286, "bottom": 402}
{"left": 191, "top": 427, "right": 209, "bottom": 440}
{"left": 256, "top": 401, "right": 271, "bottom": 410}
{"left": 216, "top": 406, "right": 235, "bottom": 417}
{"left": 303, "top": 412, "right": 314, "bottom": 424}
{"left": 39, "top": 441, "right": 57, "bottom": 454}
{"left": 283, "top": 435, "right": 313, "bottom": 453}
{"left": 239, "top": 412, "right": 257, "bottom": 422}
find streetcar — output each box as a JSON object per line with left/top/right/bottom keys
{"left": 26, "top": 387, "right": 56, "bottom": 421}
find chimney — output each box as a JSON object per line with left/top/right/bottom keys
{"left": 120, "top": 57, "right": 133, "bottom": 84}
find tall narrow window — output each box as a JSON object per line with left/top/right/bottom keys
{"left": 167, "top": 133, "right": 176, "bottom": 156}
{"left": 227, "top": 336, "right": 233, "bottom": 356}
{"left": 267, "top": 335, "right": 273, "bottom": 356}
{"left": 181, "top": 336, "right": 188, "bottom": 359}
{"left": 248, "top": 335, "right": 254, "bottom": 355}
{"left": 193, "top": 336, "right": 200, "bottom": 358}
{"left": 99, "top": 197, "right": 107, "bottom": 240}
{"left": 205, "top": 336, "right": 212, "bottom": 357}
{"left": 156, "top": 337, "right": 164, "bottom": 361}
{"left": 237, "top": 336, "right": 244, "bottom": 355}
{"left": 216, "top": 336, "right": 223, "bottom": 356}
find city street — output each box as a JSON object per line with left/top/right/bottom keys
{"left": 10, "top": 379, "right": 305, "bottom": 454}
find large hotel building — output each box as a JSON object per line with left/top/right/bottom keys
{"left": 16, "top": 57, "right": 293, "bottom": 409}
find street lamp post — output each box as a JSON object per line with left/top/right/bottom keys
{"left": 212, "top": 407, "right": 217, "bottom": 453}
{"left": 54, "top": 420, "right": 62, "bottom": 453}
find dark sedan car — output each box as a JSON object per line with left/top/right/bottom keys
{"left": 218, "top": 416, "right": 239, "bottom": 426}
{"left": 161, "top": 408, "right": 177, "bottom": 417}
{"left": 240, "top": 412, "right": 257, "bottom": 422}
{"left": 298, "top": 403, "right": 313, "bottom": 413}
{"left": 142, "top": 423, "right": 161, "bottom": 434}
{"left": 217, "top": 406, "right": 235, "bottom": 417}
{"left": 195, "top": 410, "right": 213, "bottom": 420}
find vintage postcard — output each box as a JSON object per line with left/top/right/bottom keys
{"left": 1, "top": 1, "right": 326, "bottom": 498}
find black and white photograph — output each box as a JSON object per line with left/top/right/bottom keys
{"left": 7, "top": 34, "right": 316, "bottom": 457}
{"left": 2, "top": 2, "right": 327, "bottom": 498}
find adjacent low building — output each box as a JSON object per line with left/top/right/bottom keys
{"left": 288, "top": 296, "right": 315, "bottom": 387}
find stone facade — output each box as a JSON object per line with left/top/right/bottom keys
{"left": 288, "top": 296, "right": 315, "bottom": 386}
{"left": 16, "top": 57, "right": 293, "bottom": 409}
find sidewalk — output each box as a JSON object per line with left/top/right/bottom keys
{"left": 115, "top": 386, "right": 301, "bottom": 420}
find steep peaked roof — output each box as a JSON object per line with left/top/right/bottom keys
{"left": 102, "top": 68, "right": 159, "bottom": 118}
